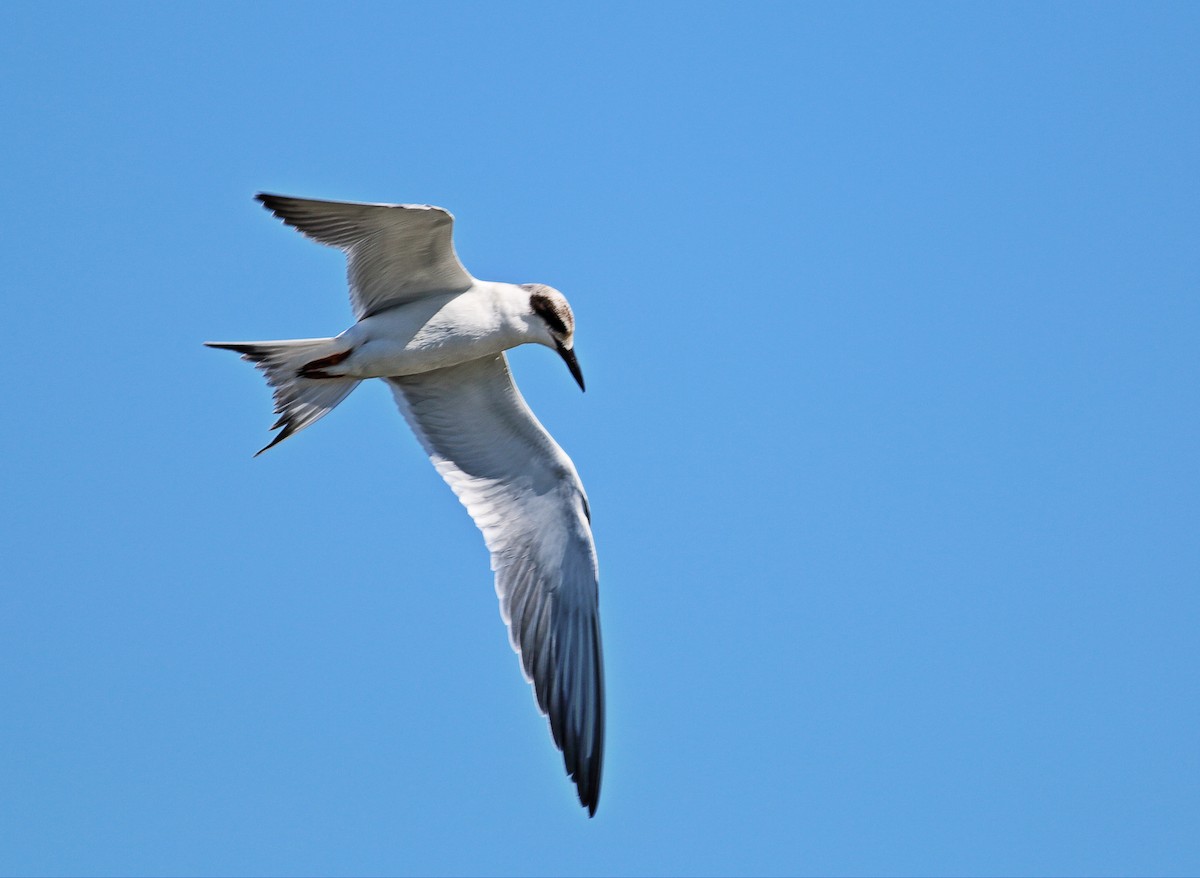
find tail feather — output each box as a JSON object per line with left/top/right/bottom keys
{"left": 205, "top": 338, "right": 360, "bottom": 454}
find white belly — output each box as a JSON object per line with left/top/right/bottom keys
{"left": 337, "top": 288, "right": 521, "bottom": 379}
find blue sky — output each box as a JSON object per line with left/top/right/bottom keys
{"left": 2, "top": 3, "right": 1198, "bottom": 875}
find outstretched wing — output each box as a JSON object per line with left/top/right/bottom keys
{"left": 256, "top": 193, "right": 475, "bottom": 318}
{"left": 386, "top": 355, "right": 604, "bottom": 815}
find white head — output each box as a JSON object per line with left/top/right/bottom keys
{"left": 522, "top": 283, "right": 585, "bottom": 391}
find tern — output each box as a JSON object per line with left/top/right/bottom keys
{"left": 207, "top": 193, "right": 604, "bottom": 815}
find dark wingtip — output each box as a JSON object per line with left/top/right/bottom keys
{"left": 255, "top": 192, "right": 288, "bottom": 214}
{"left": 577, "top": 759, "right": 602, "bottom": 817}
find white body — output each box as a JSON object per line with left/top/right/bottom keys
{"left": 336, "top": 281, "right": 549, "bottom": 379}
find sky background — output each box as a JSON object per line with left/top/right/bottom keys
{"left": 1, "top": 3, "right": 1198, "bottom": 876}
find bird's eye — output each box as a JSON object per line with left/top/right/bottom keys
{"left": 531, "top": 294, "right": 568, "bottom": 335}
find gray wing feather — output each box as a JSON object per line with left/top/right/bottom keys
{"left": 256, "top": 193, "right": 474, "bottom": 318}
{"left": 385, "top": 355, "right": 604, "bottom": 815}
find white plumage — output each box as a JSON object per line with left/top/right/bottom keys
{"left": 208, "top": 193, "right": 604, "bottom": 814}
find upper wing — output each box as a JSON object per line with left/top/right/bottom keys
{"left": 386, "top": 355, "right": 604, "bottom": 815}
{"left": 256, "top": 193, "right": 475, "bottom": 318}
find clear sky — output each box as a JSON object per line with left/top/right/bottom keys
{"left": 2, "top": 3, "right": 1197, "bottom": 876}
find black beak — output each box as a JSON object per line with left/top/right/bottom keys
{"left": 555, "top": 342, "right": 586, "bottom": 392}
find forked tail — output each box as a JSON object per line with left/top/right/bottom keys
{"left": 205, "top": 338, "right": 360, "bottom": 455}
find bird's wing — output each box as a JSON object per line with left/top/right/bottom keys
{"left": 256, "top": 193, "right": 475, "bottom": 318}
{"left": 385, "top": 355, "right": 604, "bottom": 815}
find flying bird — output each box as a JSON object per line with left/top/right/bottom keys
{"left": 207, "top": 193, "right": 604, "bottom": 815}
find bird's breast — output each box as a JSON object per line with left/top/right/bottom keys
{"left": 341, "top": 291, "right": 521, "bottom": 379}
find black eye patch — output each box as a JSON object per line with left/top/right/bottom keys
{"left": 530, "top": 293, "right": 568, "bottom": 335}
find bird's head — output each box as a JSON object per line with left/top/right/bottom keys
{"left": 523, "top": 283, "right": 585, "bottom": 392}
